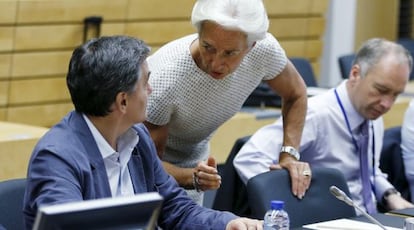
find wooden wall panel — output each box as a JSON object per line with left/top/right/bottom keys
{"left": 265, "top": 0, "right": 313, "bottom": 16}
{"left": 310, "top": 0, "right": 329, "bottom": 15}
{"left": 269, "top": 18, "right": 324, "bottom": 39}
{"left": 265, "top": 0, "right": 328, "bottom": 16}
{"left": 0, "top": 1, "right": 328, "bottom": 127}
{"left": 0, "top": 108, "right": 5, "bottom": 121}
{"left": 128, "top": 0, "right": 193, "bottom": 20}
{"left": 355, "top": 0, "right": 398, "bottom": 49}
{"left": 125, "top": 21, "right": 196, "bottom": 45}
{"left": 14, "top": 25, "right": 82, "bottom": 51}
{"left": 11, "top": 51, "right": 71, "bottom": 78}
{"left": 17, "top": 0, "right": 128, "bottom": 23}
{"left": 0, "top": 81, "right": 8, "bottom": 106}
{"left": 101, "top": 23, "right": 126, "bottom": 36}
{"left": 0, "top": 27, "right": 14, "bottom": 52}
{"left": 280, "top": 40, "right": 306, "bottom": 58}
{"left": 7, "top": 103, "right": 73, "bottom": 127}
{"left": 279, "top": 40, "right": 322, "bottom": 60}
{"left": 304, "top": 40, "right": 323, "bottom": 59}
{"left": 307, "top": 18, "right": 326, "bottom": 38}
{"left": 311, "top": 62, "right": 320, "bottom": 79}
{"left": 0, "top": 1, "right": 17, "bottom": 25}
{"left": 8, "top": 78, "right": 69, "bottom": 105}
{"left": 0, "top": 54, "right": 12, "bottom": 79}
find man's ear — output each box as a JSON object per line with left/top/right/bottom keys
{"left": 348, "top": 64, "right": 361, "bottom": 83}
{"left": 115, "top": 92, "right": 128, "bottom": 113}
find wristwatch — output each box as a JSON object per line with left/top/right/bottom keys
{"left": 280, "top": 146, "right": 300, "bottom": 160}
{"left": 382, "top": 188, "right": 401, "bottom": 205}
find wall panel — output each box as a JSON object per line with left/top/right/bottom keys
{"left": 0, "top": 54, "right": 12, "bottom": 79}
{"left": 11, "top": 52, "right": 71, "bottom": 78}
{"left": 125, "top": 21, "right": 195, "bottom": 45}
{"left": 17, "top": 0, "right": 128, "bottom": 23}
{"left": 0, "top": 0, "right": 328, "bottom": 127}
{"left": 0, "top": 1, "right": 17, "bottom": 25}
{"left": 0, "top": 81, "right": 8, "bottom": 107}
{"left": 8, "top": 78, "right": 69, "bottom": 105}
{"left": 6, "top": 103, "right": 73, "bottom": 127}
{"left": 0, "top": 108, "right": 5, "bottom": 121}
{"left": 0, "top": 27, "right": 14, "bottom": 52}
{"left": 128, "top": 0, "right": 193, "bottom": 20}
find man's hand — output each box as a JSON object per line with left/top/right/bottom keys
{"left": 269, "top": 154, "right": 311, "bottom": 199}
{"left": 386, "top": 194, "right": 414, "bottom": 210}
{"left": 226, "top": 218, "right": 263, "bottom": 230}
{"left": 193, "top": 156, "right": 222, "bottom": 191}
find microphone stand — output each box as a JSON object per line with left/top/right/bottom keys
{"left": 329, "top": 186, "right": 387, "bottom": 230}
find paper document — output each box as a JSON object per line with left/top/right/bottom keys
{"left": 303, "top": 218, "right": 402, "bottom": 230}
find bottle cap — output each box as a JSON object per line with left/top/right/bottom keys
{"left": 270, "top": 200, "right": 284, "bottom": 210}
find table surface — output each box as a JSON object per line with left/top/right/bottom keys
{"left": 0, "top": 121, "right": 48, "bottom": 142}
{"left": 0, "top": 122, "right": 48, "bottom": 180}
{"left": 293, "top": 212, "right": 405, "bottom": 229}
{"left": 388, "top": 207, "right": 414, "bottom": 218}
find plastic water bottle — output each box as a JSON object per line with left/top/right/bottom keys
{"left": 263, "top": 200, "right": 290, "bottom": 230}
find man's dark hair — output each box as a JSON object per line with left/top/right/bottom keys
{"left": 67, "top": 35, "right": 150, "bottom": 116}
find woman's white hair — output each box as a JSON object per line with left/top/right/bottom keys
{"left": 191, "top": 0, "right": 269, "bottom": 45}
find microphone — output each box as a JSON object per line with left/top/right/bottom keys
{"left": 329, "top": 186, "right": 387, "bottom": 230}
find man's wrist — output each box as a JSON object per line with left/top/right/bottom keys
{"left": 382, "top": 188, "right": 401, "bottom": 205}
{"left": 280, "top": 146, "right": 300, "bottom": 160}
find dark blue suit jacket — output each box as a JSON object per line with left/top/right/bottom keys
{"left": 23, "top": 111, "right": 236, "bottom": 229}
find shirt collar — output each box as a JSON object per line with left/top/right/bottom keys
{"left": 82, "top": 114, "right": 139, "bottom": 160}
{"left": 336, "top": 80, "right": 366, "bottom": 131}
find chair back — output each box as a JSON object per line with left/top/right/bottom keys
{"left": 290, "top": 57, "right": 317, "bottom": 87}
{"left": 0, "top": 178, "right": 26, "bottom": 230}
{"left": 380, "top": 126, "right": 410, "bottom": 201}
{"left": 338, "top": 54, "right": 356, "bottom": 79}
{"left": 212, "top": 136, "right": 251, "bottom": 217}
{"left": 247, "top": 167, "right": 356, "bottom": 228}
{"left": 243, "top": 57, "right": 317, "bottom": 108}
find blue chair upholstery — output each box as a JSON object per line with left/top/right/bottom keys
{"left": 0, "top": 178, "right": 26, "bottom": 230}
{"left": 379, "top": 126, "right": 410, "bottom": 202}
{"left": 243, "top": 57, "right": 317, "bottom": 108}
{"left": 338, "top": 53, "right": 356, "bottom": 79}
{"left": 247, "top": 167, "right": 356, "bottom": 228}
{"left": 290, "top": 57, "right": 317, "bottom": 87}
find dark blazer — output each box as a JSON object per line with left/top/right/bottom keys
{"left": 23, "top": 111, "right": 236, "bottom": 230}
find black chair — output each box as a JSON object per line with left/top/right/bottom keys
{"left": 212, "top": 136, "right": 252, "bottom": 217}
{"left": 243, "top": 57, "right": 317, "bottom": 108}
{"left": 247, "top": 167, "right": 356, "bottom": 228}
{"left": 0, "top": 178, "right": 26, "bottom": 230}
{"left": 379, "top": 126, "right": 410, "bottom": 202}
{"left": 338, "top": 53, "right": 356, "bottom": 79}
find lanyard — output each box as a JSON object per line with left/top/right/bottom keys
{"left": 334, "top": 89, "right": 376, "bottom": 193}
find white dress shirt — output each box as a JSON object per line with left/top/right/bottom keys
{"left": 234, "top": 80, "right": 393, "bottom": 214}
{"left": 83, "top": 114, "right": 138, "bottom": 197}
{"left": 401, "top": 99, "right": 414, "bottom": 202}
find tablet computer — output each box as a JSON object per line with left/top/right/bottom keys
{"left": 32, "top": 192, "right": 163, "bottom": 230}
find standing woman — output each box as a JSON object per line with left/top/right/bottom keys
{"left": 144, "top": 0, "right": 309, "bottom": 205}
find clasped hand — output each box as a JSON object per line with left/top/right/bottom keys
{"left": 193, "top": 156, "right": 222, "bottom": 191}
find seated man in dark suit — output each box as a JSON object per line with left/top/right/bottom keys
{"left": 23, "top": 35, "right": 262, "bottom": 230}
